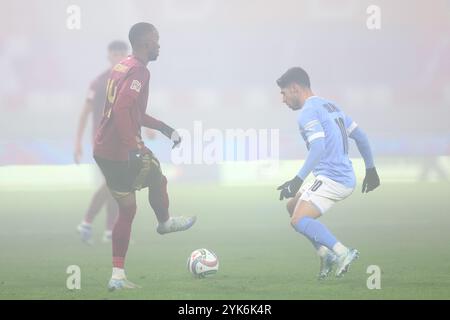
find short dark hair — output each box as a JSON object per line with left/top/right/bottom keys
{"left": 277, "top": 67, "right": 311, "bottom": 88}
{"left": 108, "top": 40, "right": 128, "bottom": 52}
{"left": 128, "top": 22, "right": 156, "bottom": 49}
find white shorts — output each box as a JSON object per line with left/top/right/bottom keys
{"left": 299, "top": 175, "right": 354, "bottom": 214}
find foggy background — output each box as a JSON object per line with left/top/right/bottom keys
{"left": 1, "top": 1, "right": 450, "bottom": 301}
{"left": 0, "top": 0, "right": 449, "bottom": 183}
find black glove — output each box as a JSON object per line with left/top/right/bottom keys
{"left": 170, "top": 130, "right": 182, "bottom": 149}
{"left": 160, "top": 123, "right": 182, "bottom": 149}
{"left": 277, "top": 176, "right": 303, "bottom": 200}
{"left": 362, "top": 167, "right": 380, "bottom": 193}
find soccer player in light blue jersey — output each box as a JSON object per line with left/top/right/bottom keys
{"left": 276, "top": 67, "right": 380, "bottom": 279}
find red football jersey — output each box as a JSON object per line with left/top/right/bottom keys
{"left": 94, "top": 55, "right": 163, "bottom": 161}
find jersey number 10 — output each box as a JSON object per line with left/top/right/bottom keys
{"left": 335, "top": 117, "right": 349, "bottom": 154}
{"left": 104, "top": 79, "right": 118, "bottom": 118}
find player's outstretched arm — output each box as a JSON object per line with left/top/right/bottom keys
{"left": 298, "top": 137, "right": 326, "bottom": 181}
{"left": 349, "top": 127, "right": 380, "bottom": 193}
{"left": 142, "top": 114, "right": 181, "bottom": 149}
{"left": 278, "top": 138, "right": 325, "bottom": 200}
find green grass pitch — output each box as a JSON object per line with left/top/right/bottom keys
{"left": 0, "top": 182, "right": 449, "bottom": 299}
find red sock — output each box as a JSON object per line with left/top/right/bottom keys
{"left": 112, "top": 257, "right": 125, "bottom": 269}
{"left": 148, "top": 175, "right": 170, "bottom": 223}
{"left": 112, "top": 202, "right": 137, "bottom": 268}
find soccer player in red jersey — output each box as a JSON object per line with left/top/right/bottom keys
{"left": 74, "top": 41, "right": 128, "bottom": 244}
{"left": 93, "top": 22, "right": 196, "bottom": 290}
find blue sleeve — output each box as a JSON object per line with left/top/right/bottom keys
{"left": 297, "top": 107, "right": 326, "bottom": 180}
{"left": 349, "top": 127, "right": 375, "bottom": 169}
{"left": 297, "top": 137, "right": 326, "bottom": 180}
{"left": 298, "top": 107, "right": 325, "bottom": 145}
{"left": 344, "top": 114, "right": 358, "bottom": 136}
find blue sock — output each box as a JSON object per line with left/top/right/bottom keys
{"left": 293, "top": 216, "right": 338, "bottom": 250}
{"left": 303, "top": 234, "right": 322, "bottom": 250}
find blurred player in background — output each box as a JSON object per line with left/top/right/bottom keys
{"left": 74, "top": 41, "right": 129, "bottom": 244}
{"left": 93, "top": 22, "right": 196, "bottom": 290}
{"left": 276, "top": 67, "right": 380, "bottom": 279}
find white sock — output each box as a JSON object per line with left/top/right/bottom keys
{"left": 82, "top": 220, "right": 91, "bottom": 226}
{"left": 104, "top": 230, "right": 112, "bottom": 237}
{"left": 332, "top": 242, "right": 349, "bottom": 256}
{"left": 112, "top": 267, "right": 126, "bottom": 279}
{"left": 316, "top": 246, "right": 330, "bottom": 258}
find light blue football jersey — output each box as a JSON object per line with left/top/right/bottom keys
{"left": 297, "top": 96, "right": 357, "bottom": 188}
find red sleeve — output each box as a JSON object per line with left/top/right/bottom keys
{"left": 112, "top": 67, "right": 149, "bottom": 151}
{"left": 142, "top": 114, "right": 164, "bottom": 130}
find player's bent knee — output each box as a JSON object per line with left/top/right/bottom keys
{"left": 290, "top": 215, "right": 302, "bottom": 227}
{"left": 290, "top": 202, "right": 310, "bottom": 226}
{"left": 290, "top": 215, "right": 311, "bottom": 234}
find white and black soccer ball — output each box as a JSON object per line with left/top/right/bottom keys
{"left": 187, "top": 248, "right": 219, "bottom": 278}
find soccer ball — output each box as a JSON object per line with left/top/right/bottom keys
{"left": 187, "top": 248, "right": 219, "bottom": 278}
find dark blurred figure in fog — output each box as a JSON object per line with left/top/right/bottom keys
{"left": 418, "top": 33, "right": 450, "bottom": 181}
{"left": 418, "top": 140, "right": 449, "bottom": 182}
{"left": 74, "top": 41, "right": 128, "bottom": 244}
{"left": 418, "top": 156, "right": 448, "bottom": 182}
